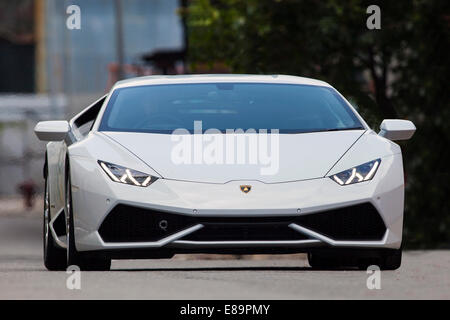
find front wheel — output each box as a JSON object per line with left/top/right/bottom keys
{"left": 379, "top": 248, "right": 402, "bottom": 270}
{"left": 43, "top": 176, "right": 67, "bottom": 271}
{"left": 65, "top": 161, "right": 111, "bottom": 271}
{"left": 307, "top": 252, "right": 341, "bottom": 270}
{"left": 308, "top": 249, "right": 402, "bottom": 270}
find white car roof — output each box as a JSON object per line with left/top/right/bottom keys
{"left": 113, "top": 74, "right": 332, "bottom": 89}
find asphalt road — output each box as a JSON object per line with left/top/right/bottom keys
{"left": 0, "top": 216, "right": 449, "bottom": 299}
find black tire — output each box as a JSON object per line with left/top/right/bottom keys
{"left": 308, "top": 249, "right": 402, "bottom": 271}
{"left": 65, "top": 160, "right": 111, "bottom": 271}
{"left": 354, "top": 249, "right": 402, "bottom": 270}
{"left": 379, "top": 248, "right": 402, "bottom": 270}
{"left": 43, "top": 174, "right": 67, "bottom": 271}
{"left": 307, "top": 252, "right": 341, "bottom": 270}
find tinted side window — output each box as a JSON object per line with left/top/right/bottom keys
{"left": 73, "top": 96, "right": 106, "bottom": 138}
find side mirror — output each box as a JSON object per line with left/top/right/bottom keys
{"left": 379, "top": 119, "right": 416, "bottom": 141}
{"left": 34, "top": 121, "right": 70, "bottom": 141}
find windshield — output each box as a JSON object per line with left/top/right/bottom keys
{"left": 99, "top": 83, "right": 364, "bottom": 134}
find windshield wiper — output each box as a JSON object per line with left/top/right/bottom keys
{"left": 320, "top": 126, "right": 365, "bottom": 132}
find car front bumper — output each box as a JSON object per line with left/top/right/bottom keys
{"left": 69, "top": 153, "right": 404, "bottom": 254}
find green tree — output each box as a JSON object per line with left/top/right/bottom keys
{"left": 187, "top": 0, "right": 450, "bottom": 248}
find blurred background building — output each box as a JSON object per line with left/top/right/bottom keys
{"left": 0, "top": 0, "right": 186, "bottom": 195}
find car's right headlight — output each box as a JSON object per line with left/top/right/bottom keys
{"left": 330, "top": 159, "right": 381, "bottom": 186}
{"left": 98, "top": 160, "right": 158, "bottom": 187}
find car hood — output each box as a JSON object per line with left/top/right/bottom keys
{"left": 102, "top": 130, "right": 365, "bottom": 184}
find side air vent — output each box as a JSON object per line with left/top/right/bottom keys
{"left": 98, "top": 204, "right": 195, "bottom": 243}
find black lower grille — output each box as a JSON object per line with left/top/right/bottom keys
{"left": 292, "top": 203, "right": 386, "bottom": 241}
{"left": 98, "top": 202, "right": 386, "bottom": 243}
{"left": 98, "top": 205, "right": 196, "bottom": 243}
{"left": 181, "top": 223, "right": 310, "bottom": 241}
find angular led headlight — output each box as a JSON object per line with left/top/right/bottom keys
{"left": 98, "top": 161, "right": 158, "bottom": 187}
{"left": 330, "top": 159, "right": 381, "bottom": 186}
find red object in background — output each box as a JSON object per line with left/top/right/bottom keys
{"left": 17, "top": 179, "right": 37, "bottom": 209}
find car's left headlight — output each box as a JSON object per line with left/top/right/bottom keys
{"left": 98, "top": 160, "right": 158, "bottom": 187}
{"left": 330, "top": 159, "right": 381, "bottom": 186}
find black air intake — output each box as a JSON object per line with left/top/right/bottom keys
{"left": 181, "top": 221, "right": 310, "bottom": 241}
{"left": 292, "top": 203, "right": 386, "bottom": 241}
{"left": 98, "top": 204, "right": 196, "bottom": 243}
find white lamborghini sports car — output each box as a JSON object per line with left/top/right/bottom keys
{"left": 35, "top": 75, "right": 415, "bottom": 271}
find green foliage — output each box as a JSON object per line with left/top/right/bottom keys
{"left": 187, "top": 0, "right": 450, "bottom": 248}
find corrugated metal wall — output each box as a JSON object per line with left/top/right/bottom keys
{"left": 46, "top": 0, "right": 184, "bottom": 117}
